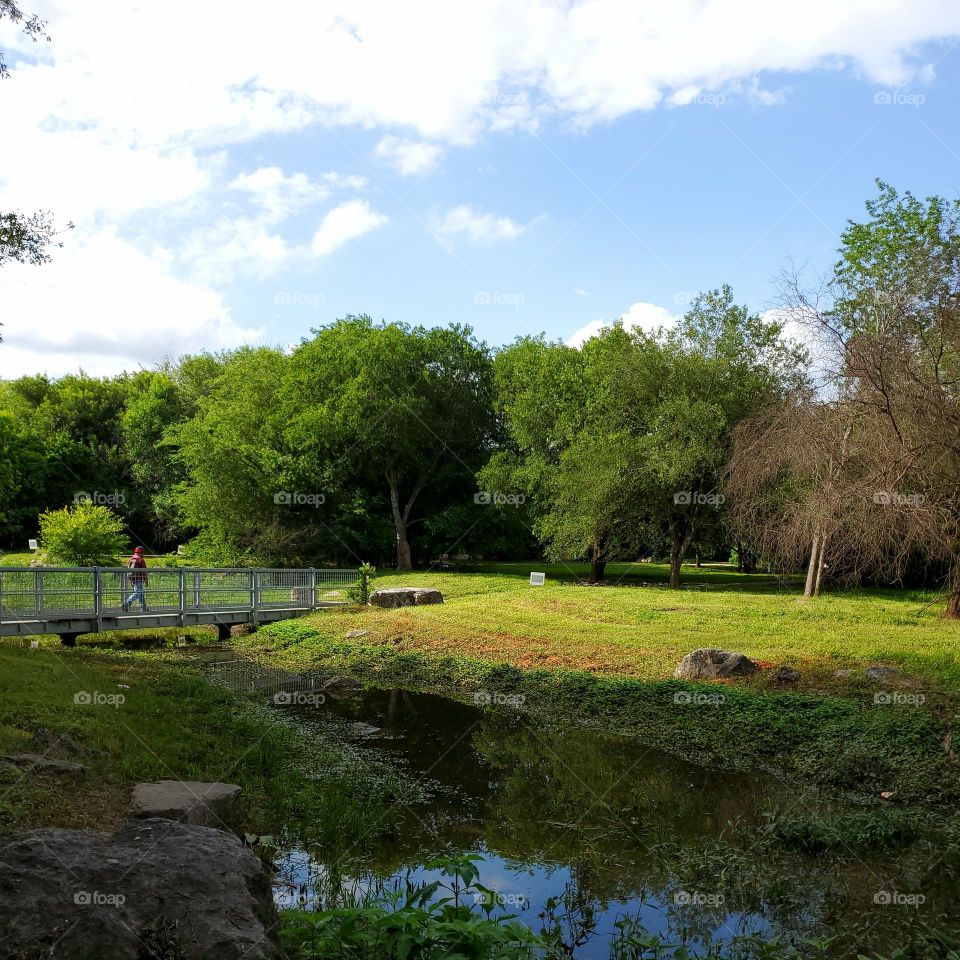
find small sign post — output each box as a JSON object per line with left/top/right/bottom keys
{"left": 28, "top": 539, "right": 38, "bottom": 552}
{"left": 529, "top": 571, "right": 546, "bottom": 586}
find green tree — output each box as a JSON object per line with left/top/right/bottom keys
{"left": 39, "top": 503, "right": 127, "bottom": 565}
{"left": 281, "top": 316, "right": 496, "bottom": 570}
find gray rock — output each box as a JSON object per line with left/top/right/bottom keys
{"left": 130, "top": 780, "right": 242, "bottom": 828}
{"left": 369, "top": 587, "right": 444, "bottom": 608}
{"left": 865, "top": 665, "right": 906, "bottom": 683}
{"left": 772, "top": 666, "right": 801, "bottom": 684}
{"left": 350, "top": 722, "right": 381, "bottom": 736}
{"left": 0, "top": 817, "right": 279, "bottom": 959}
{"left": 674, "top": 648, "right": 759, "bottom": 680}
{"left": 345, "top": 629, "right": 370, "bottom": 639}
{"left": 2, "top": 753, "right": 87, "bottom": 774}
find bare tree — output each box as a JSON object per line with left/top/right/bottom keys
{"left": 728, "top": 184, "right": 960, "bottom": 615}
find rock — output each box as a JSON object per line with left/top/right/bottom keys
{"left": 2, "top": 753, "right": 87, "bottom": 774}
{"left": 0, "top": 817, "right": 279, "bottom": 959}
{"left": 772, "top": 666, "right": 801, "bottom": 685}
{"left": 674, "top": 648, "right": 759, "bottom": 680}
{"left": 321, "top": 675, "right": 363, "bottom": 700}
{"left": 345, "top": 629, "right": 370, "bottom": 639}
{"left": 350, "top": 722, "right": 381, "bottom": 736}
{"left": 865, "top": 665, "right": 906, "bottom": 683}
{"left": 369, "top": 587, "right": 444, "bottom": 608}
{"left": 130, "top": 780, "right": 242, "bottom": 829}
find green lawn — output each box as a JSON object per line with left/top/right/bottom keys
{"left": 240, "top": 562, "right": 960, "bottom": 690}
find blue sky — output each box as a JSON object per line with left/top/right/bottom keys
{"left": 2, "top": 1, "right": 959, "bottom": 376}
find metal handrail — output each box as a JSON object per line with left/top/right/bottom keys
{"left": 0, "top": 566, "right": 358, "bottom": 624}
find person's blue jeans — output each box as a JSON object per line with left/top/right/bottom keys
{"left": 124, "top": 582, "right": 147, "bottom": 610}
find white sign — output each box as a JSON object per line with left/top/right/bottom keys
{"left": 529, "top": 571, "right": 546, "bottom": 586}
{"left": 28, "top": 539, "right": 38, "bottom": 551}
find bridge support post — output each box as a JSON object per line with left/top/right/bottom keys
{"left": 216, "top": 623, "right": 231, "bottom": 642}
{"left": 59, "top": 633, "right": 80, "bottom": 647}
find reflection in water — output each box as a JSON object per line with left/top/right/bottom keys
{"left": 207, "top": 661, "right": 956, "bottom": 958}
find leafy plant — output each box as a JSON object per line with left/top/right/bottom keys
{"left": 39, "top": 502, "right": 127, "bottom": 566}
{"left": 281, "top": 854, "right": 550, "bottom": 959}
{"left": 347, "top": 562, "right": 376, "bottom": 605}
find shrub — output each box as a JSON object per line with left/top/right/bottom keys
{"left": 39, "top": 503, "right": 128, "bottom": 566}
{"left": 347, "top": 562, "right": 376, "bottom": 605}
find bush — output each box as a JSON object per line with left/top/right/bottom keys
{"left": 39, "top": 503, "right": 128, "bottom": 566}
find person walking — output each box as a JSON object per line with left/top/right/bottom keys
{"left": 121, "top": 546, "right": 149, "bottom": 612}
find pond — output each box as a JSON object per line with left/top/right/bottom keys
{"left": 206, "top": 658, "right": 954, "bottom": 958}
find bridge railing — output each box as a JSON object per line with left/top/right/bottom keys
{"left": 0, "top": 567, "right": 358, "bottom": 622}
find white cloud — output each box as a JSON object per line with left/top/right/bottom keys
{"left": 310, "top": 200, "right": 389, "bottom": 257}
{"left": 0, "top": 230, "right": 263, "bottom": 377}
{"left": 567, "top": 300, "right": 679, "bottom": 347}
{"left": 431, "top": 204, "right": 531, "bottom": 251}
{"left": 573, "top": 286, "right": 589, "bottom": 297}
{"left": 375, "top": 136, "right": 444, "bottom": 175}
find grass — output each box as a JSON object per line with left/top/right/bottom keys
{"left": 237, "top": 561, "right": 960, "bottom": 690}
{"left": 0, "top": 645, "right": 421, "bottom": 851}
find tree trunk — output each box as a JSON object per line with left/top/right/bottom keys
{"left": 695, "top": 548, "right": 702, "bottom": 569}
{"left": 589, "top": 557, "right": 606, "bottom": 582}
{"left": 813, "top": 535, "right": 828, "bottom": 597}
{"left": 387, "top": 472, "right": 414, "bottom": 571}
{"left": 669, "top": 527, "right": 684, "bottom": 589}
{"left": 947, "top": 554, "right": 960, "bottom": 619}
{"left": 804, "top": 532, "right": 821, "bottom": 598}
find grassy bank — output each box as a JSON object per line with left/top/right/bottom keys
{"left": 234, "top": 564, "right": 960, "bottom": 689}
{"left": 231, "top": 564, "right": 960, "bottom": 808}
{"left": 0, "top": 645, "right": 420, "bottom": 854}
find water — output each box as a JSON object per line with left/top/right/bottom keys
{"left": 205, "top": 658, "right": 955, "bottom": 957}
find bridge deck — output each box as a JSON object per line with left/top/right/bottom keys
{"left": 0, "top": 566, "right": 357, "bottom": 639}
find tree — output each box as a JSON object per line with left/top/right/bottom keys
{"left": 39, "top": 503, "right": 127, "bottom": 566}
{"left": 740, "top": 183, "right": 960, "bottom": 614}
{"left": 0, "top": 3, "right": 66, "bottom": 298}
{"left": 281, "top": 316, "right": 496, "bottom": 570}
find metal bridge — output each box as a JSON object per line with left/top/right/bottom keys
{"left": 0, "top": 566, "right": 358, "bottom": 644}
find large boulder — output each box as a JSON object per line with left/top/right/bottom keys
{"left": 0, "top": 818, "right": 279, "bottom": 959}
{"left": 369, "top": 587, "right": 444, "bottom": 608}
{"left": 675, "top": 648, "right": 759, "bottom": 680}
{"left": 130, "top": 780, "right": 242, "bottom": 829}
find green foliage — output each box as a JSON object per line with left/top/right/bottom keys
{"left": 347, "top": 563, "right": 376, "bottom": 605}
{"left": 281, "top": 854, "right": 550, "bottom": 959}
{"left": 38, "top": 502, "right": 127, "bottom": 566}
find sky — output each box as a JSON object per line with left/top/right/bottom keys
{"left": 2, "top": 0, "right": 960, "bottom": 378}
